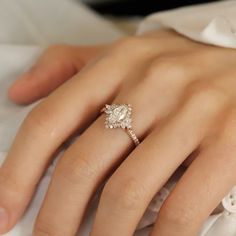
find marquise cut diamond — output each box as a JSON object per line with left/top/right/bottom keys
{"left": 104, "top": 104, "right": 132, "bottom": 129}
{"left": 101, "top": 103, "right": 140, "bottom": 146}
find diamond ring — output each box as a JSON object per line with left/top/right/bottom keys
{"left": 101, "top": 104, "right": 140, "bottom": 146}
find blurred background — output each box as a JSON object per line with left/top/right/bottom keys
{"left": 80, "top": 0, "right": 220, "bottom": 33}
{"left": 82, "top": 0, "right": 219, "bottom": 15}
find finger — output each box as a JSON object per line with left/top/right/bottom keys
{"left": 32, "top": 73, "right": 161, "bottom": 235}
{"left": 8, "top": 44, "right": 105, "bottom": 105}
{"left": 152, "top": 111, "right": 236, "bottom": 236}
{"left": 90, "top": 85, "right": 227, "bottom": 236}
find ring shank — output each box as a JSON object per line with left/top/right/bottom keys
{"left": 126, "top": 128, "right": 140, "bottom": 146}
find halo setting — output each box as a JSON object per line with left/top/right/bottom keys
{"left": 101, "top": 104, "right": 140, "bottom": 146}
{"left": 103, "top": 104, "right": 132, "bottom": 129}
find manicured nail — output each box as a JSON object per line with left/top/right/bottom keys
{"left": 0, "top": 207, "right": 8, "bottom": 231}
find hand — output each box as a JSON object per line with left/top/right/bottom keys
{"left": 2, "top": 29, "right": 236, "bottom": 236}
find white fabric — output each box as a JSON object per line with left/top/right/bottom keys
{"left": 138, "top": 0, "right": 236, "bottom": 49}
{"left": 1, "top": 0, "right": 236, "bottom": 235}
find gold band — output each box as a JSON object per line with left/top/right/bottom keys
{"left": 126, "top": 128, "right": 140, "bottom": 146}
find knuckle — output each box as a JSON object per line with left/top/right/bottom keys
{"left": 186, "top": 81, "right": 228, "bottom": 111}
{"left": 191, "top": 48, "right": 219, "bottom": 64}
{"left": 145, "top": 56, "right": 186, "bottom": 83}
{"left": 102, "top": 177, "right": 146, "bottom": 210}
{"left": 23, "top": 103, "right": 57, "bottom": 136}
{"left": 111, "top": 36, "right": 151, "bottom": 56}
{"left": 34, "top": 226, "right": 52, "bottom": 236}
{"left": 159, "top": 202, "right": 195, "bottom": 227}
{"left": 34, "top": 219, "right": 58, "bottom": 236}
{"left": 113, "top": 36, "right": 142, "bottom": 49}
{"left": 58, "top": 154, "right": 98, "bottom": 185}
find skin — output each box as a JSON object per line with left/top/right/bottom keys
{"left": 9, "top": 44, "right": 107, "bottom": 104}
{"left": 1, "top": 29, "right": 236, "bottom": 236}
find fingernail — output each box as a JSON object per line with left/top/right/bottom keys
{"left": 0, "top": 207, "right": 8, "bottom": 231}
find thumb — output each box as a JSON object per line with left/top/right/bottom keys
{"left": 8, "top": 44, "right": 106, "bottom": 105}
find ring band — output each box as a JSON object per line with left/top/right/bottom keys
{"left": 101, "top": 104, "right": 140, "bottom": 146}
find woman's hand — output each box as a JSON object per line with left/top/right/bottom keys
{"left": 2, "top": 29, "right": 236, "bottom": 236}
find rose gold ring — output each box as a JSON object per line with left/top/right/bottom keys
{"left": 101, "top": 104, "right": 140, "bottom": 146}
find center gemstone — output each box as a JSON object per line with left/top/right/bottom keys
{"left": 113, "top": 106, "right": 128, "bottom": 121}
{"left": 104, "top": 104, "right": 132, "bottom": 129}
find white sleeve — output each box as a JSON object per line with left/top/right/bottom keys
{"left": 137, "top": 0, "right": 236, "bottom": 49}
